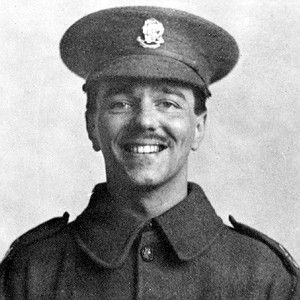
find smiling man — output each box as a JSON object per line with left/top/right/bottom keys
{"left": 0, "top": 6, "right": 299, "bottom": 300}
{"left": 86, "top": 78, "right": 206, "bottom": 217}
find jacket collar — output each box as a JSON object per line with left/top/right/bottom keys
{"left": 73, "top": 182, "right": 225, "bottom": 268}
{"left": 155, "top": 183, "right": 224, "bottom": 260}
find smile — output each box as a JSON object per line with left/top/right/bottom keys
{"left": 123, "top": 144, "right": 167, "bottom": 154}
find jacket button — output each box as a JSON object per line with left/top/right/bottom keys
{"left": 142, "top": 220, "right": 153, "bottom": 232}
{"left": 140, "top": 246, "right": 154, "bottom": 262}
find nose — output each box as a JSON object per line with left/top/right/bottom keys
{"left": 133, "top": 102, "right": 159, "bottom": 131}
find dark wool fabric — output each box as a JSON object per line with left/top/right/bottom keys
{"left": 0, "top": 183, "right": 299, "bottom": 299}
{"left": 60, "top": 6, "right": 239, "bottom": 87}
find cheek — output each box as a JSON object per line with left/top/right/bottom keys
{"left": 96, "top": 114, "right": 128, "bottom": 145}
{"left": 166, "top": 115, "right": 196, "bottom": 146}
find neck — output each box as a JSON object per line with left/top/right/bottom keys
{"left": 106, "top": 176, "right": 188, "bottom": 219}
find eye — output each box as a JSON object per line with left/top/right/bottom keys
{"left": 156, "top": 99, "right": 181, "bottom": 110}
{"left": 108, "top": 101, "right": 132, "bottom": 113}
{"left": 110, "top": 102, "right": 130, "bottom": 109}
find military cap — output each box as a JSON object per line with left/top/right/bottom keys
{"left": 60, "top": 6, "right": 239, "bottom": 93}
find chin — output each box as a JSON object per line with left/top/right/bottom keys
{"left": 126, "top": 171, "right": 167, "bottom": 188}
{"left": 128, "top": 176, "right": 160, "bottom": 187}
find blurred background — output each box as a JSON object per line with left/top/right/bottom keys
{"left": 0, "top": 0, "right": 299, "bottom": 262}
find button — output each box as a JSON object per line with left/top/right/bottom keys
{"left": 142, "top": 220, "right": 153, "bottom": 232}
{"left": 140, "top": 246, "right": 154, "bottom": 262}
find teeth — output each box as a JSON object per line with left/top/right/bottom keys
{"left": 128, "top": 145, "right": 161, "bottom": 154}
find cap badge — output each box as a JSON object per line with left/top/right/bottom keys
{"left": 137, "top": 18, "right": 164, "bottom": 49}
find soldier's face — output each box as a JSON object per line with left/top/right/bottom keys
{"left": 88, "top": 78, "right": 206, "bottom": 187}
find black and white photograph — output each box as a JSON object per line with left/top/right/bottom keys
{"left": 0, "top": 0, "right": 299, "bottom": 298}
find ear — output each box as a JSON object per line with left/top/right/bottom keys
{"left": 191, "top": 111, "right": 207, "bottom": 151}
{"left": 85, "top": 111, "right": 101, "bottom": 152}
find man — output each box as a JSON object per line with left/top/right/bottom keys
{"left": 0, "top": 6, "right": 299, "bottom": 299}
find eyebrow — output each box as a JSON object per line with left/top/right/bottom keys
{"left": 103, "top": 84, "right": 132, "bottom": 98}
{"left": 159, "top": 85, "right": 186, "bottom": 100}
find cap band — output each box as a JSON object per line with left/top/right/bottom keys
{"left": 89, "top": 48, "right": 210, "bottom": 82}
{"left": 84, "top": 48, "right": 212, "bottom": 98}
{"left": 84, "top": 53, "right": 211, "bottom": 97}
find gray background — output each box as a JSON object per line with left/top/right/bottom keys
{"left": 0, "top": 0, "right": 299, "bottom": 262}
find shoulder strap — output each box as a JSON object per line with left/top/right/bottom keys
{"left": 0, "top": 212, "right": 69, "bottom": 265}
{"left": 229, "top": 215, "right": 300, "bottom": 299}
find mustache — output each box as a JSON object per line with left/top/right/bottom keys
{"left": 121, "top": 132, "right": 169, "bottom": 144}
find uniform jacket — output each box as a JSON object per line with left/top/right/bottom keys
{"left": 0, "top": 182, "right": 299, "bottom": 299}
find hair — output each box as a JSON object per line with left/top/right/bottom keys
{"left": 83, "top": 78, "right": 209, "bottom": 116}
{"left": 192, "top": 86, "right": 209, "bottom": 115}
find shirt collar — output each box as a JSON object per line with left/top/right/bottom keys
{"left": 73, "top": 182, "right": 225, "bottom": 268}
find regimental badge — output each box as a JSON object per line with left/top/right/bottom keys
{"left": 137, "top": 18, "right": 165, "bottom": 49}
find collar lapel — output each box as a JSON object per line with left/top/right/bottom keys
{"left": 73, "top": 183, "right": 147, "bottom": 268}
{"left": 155, "top": 182, "right": 225, "bottom": 260}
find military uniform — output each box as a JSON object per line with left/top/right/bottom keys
{"left": 0, "top": 183, "right": 299, "bottom": 299}
{"left": 1, "top": 6, "right": 299, "bottom": 299}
